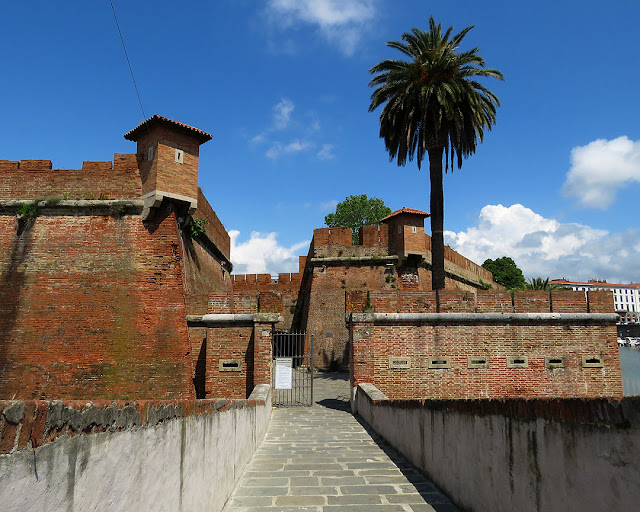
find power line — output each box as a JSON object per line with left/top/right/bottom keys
{"left": 109, "top": 0, "right": 147, "bottom": 123}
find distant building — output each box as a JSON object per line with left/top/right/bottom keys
{"left": 551, "top": 279, "right": 640, "bottom": 323}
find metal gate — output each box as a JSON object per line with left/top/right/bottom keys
{"left": 272, "top": 332, "right": 314, "bottom": 406}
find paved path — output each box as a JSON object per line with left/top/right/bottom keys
{"left": 224, "top": 373, "right": 458, "bottom": 512}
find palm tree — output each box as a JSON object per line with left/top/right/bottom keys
{"left": 525, "top": 277, "right": 565, "bottom": 291}
{"left": 368, "top": 17, "right": 503, "bottom": 290}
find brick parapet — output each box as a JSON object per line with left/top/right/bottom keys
{"left": 348, "top": 289, "right": 622, "bottom": 399}
{"left": 551, "top": 289, "right": 588, "bottom": 312}
{"left": 0, "top": 154, "right": 140, "bottom": 200}
{"left": 587, "top": 290, "right": 615, "bottom": 313}
{"left": 193, "top": 188, "right": 230, "bottom": 261}
{"left": 346, "top": 290, "right": 601, "bottom": 314}
{"left": 0, "top": 397, "right": 267, "bottom": 455}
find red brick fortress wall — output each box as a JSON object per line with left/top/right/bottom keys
{"left": 230, "top": 256, "right": 305, "bottom": 330}
{"left": 189, "top": 292, "right": 278, "bottom": 399}
{"left": 0, "top": 203, "right": 195, "bottom": 400}
{"left": 0, "top": 156, "right": 141, "bottom": 200}
{"left": 348, "top": 290, "right": 622, "bottom": 399}
{"left": 295, "top": 226, "right": 498, "bottom": 371}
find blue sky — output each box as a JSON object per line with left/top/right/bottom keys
{"left": 2, "top": 1, "right": 639, "bottom": 283}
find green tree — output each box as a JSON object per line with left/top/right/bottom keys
{"left": 482, "top": 257, "right": 526, "bottom": 290}
{"left": 369, "top": 17, "right": 503, "bottom": 290}
{"left": 324, "top": 194, "right": 392, "bottom": 244}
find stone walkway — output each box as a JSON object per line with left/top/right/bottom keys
{"left": 223, "top": 373, "right": 459, "bottom": 512}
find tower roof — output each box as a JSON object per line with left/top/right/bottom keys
{"left": 380, "top": 207, "right": 430, "bottom": 222}
{"left": 124, "top": 114, "right": 212, "bottom": 143}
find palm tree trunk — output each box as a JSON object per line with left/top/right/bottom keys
{"left": 428, "top": 146, "right": 445, "bottom": 290}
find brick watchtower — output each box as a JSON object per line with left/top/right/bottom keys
{"left": 124, "top": 115, "right": 212, "bottom": 219}
{"left": 380, "top": 207, "right": 430, "bottom": 262}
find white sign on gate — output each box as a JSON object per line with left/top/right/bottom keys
{"left": 275, "top": 357, "right": 293, "bottom": 389}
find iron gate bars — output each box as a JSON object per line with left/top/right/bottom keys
{"left": 272, "top": 332, "right": 314, "bottom": 406}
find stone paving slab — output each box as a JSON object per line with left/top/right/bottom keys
{"left": 223, "top": 373, "right": 459, "bottom": 512}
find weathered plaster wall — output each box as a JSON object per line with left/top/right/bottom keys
{"left": 355, "top": 383, "right": 640, "bottom": 512}
{"left": 0, "top": 386, "right": 271, "bottom": 512}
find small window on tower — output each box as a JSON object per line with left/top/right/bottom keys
{"left": 175, "top": 149, "right": 184, "bottom": 163}
{"left": 147, "top": 146, "right": 154, "bottom": 161}
{"left": 412, "top": 226, "right": 417, "bottom": 233}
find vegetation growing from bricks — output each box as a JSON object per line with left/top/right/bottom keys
{"left": 111, "top": 204, "right": 128, "bottom": 217}
{"left": 364, "top": 290, "right": 373, "bottom": 312}
{"left": 16, "top": 196, "right": 64, "bottom": 220}
{"left": 188, "top": 218, "right": 209, "bottom": 238}
{"left": 16, "top": 200, "right": 39, "bottom": 219}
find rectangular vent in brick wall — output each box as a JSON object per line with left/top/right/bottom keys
{"left": 219, "top": 359, "right": 242, "bottom": 372}
{"left": 545, "top": 356, "right": 566, "bottom": 369}
{"left": 468, "top": 357, "right": 489, "bottom": 369}
{"left": 582, "top": 355, "right": 604, "bottom": 368}
{"left": 506, "top": 356, "right": 528, "bottom": 368}
{"left": 388, "top": 357, "right": 411, "bottom": 369}
{"left": 428, "top": 357, "right": 451, "bottom": 369}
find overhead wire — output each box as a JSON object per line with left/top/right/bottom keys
{"left": 109, "top": 0, "right": 148, "bottom": 125}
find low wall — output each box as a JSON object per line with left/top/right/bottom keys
{"left": 187, "top": 312, "right": 278, "bottom": 399}
{"left": 348, "top": 290, "right": 622, "bottom": 399}
{"left": 0, "top": 385, "right": 272, "bottom": 512}
{"left": 355, "top": 383, "right": 640, "bottom": 512}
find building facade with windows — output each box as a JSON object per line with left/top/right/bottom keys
{"left": 551, "top": 279, "right": 640, "bottom": 323}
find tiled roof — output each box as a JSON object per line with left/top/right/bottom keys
{"left": 550, "top": 279, "right": 640, "bottom": 288}
{"left": 123, "top": 114, "right": 213, "bottom": 143}
{"left": 380, "top": 207, "right": 430, "bottom": 222}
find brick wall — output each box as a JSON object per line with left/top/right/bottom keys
{"left": 349, "top": 290, "right": 622, "bottom": 399}
{"left": 0, "top": 155, "right": 140, "bottom": 200}
{"left": 230, "top": 258, "right": 305, "bottom": 329}
{"left": 193, "top": 188, "right": 230, "bottom": 259}
{"left": 135, "top": 128, "right": 200, "bottom": 200}
{"left": 0, "top": 203, "right": 195, "bottom": 400}
{"left": 192, "top": 292, "right": 277, "bottom": 399}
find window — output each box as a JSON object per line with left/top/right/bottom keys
{"left": 147, "top": 146, "right": 154, "bottom": 161}
{"left": 175, "top": 149, "right": 184, "bottom": 163}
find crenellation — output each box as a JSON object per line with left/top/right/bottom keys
{"left": 81, "top": 160, "right": 113, "bottom": 170}
{"left": 19, "top": 159, "right": 52, "bottom": 170}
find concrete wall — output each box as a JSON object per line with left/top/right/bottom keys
{"left": 0, "top": 385, "right": 272, "bottom": 512}
{"left": 355, "top": 383, "right": 640, "bottom": 512}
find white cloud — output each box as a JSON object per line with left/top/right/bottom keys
{"left": 445, "top": 204, "right": 640, "bottom": 283}
{"left": 266, "top": 0, "right": 377, "bottom": 55}
{"left": 266, "top": 139, "right": 312, "bottom": 159}
{"left": 273, "top": 98, "right": 295, "bottom": 130}
{"left": 563, "top": 136, "right": 640, "bottom": 209}
{"left": 320, "top": 199, "right": 338, "bottom": 211}
{"left": 317, "top": 143, "right": 335, "bottom": 160}
{"left": 229, "top": 230, "right": 309, "bottom": 275}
